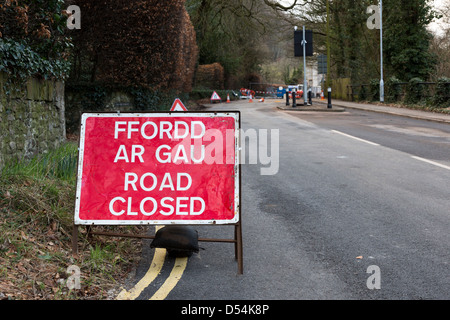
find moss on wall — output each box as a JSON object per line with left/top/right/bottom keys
{"left": 0, "top": 72, "right": 65, "bottom": 169}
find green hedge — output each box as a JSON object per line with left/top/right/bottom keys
{"left": 354, "top": 78, "right": 449, "bottom": 108}
{"left": 369, "top": 79, "right": 379, "bottom": 101}
{"left": 385, "top": 76, "right": 403, "bottom": 103}
{"left": 405, "top": 78, "right": 425, "bottom": 104}
{"left": 434, "top": 77, "right": 450, "bottom": 107}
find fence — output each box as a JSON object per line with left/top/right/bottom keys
{"left": 331, "top": 78, "right": 351, "bottom": 100}
{"left": 347, "top": 80, "right": 450, "bottom": 107}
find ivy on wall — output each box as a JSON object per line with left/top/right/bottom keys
{"left": 0, "top": 0, "right": 72, "bottom": 92}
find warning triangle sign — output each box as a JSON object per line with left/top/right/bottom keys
{"left": 210, "top": 91, "right": 221, "bottom": 101}
{"left": 170, "top": 98, "right": 188, "bottom": 111}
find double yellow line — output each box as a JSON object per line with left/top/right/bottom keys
{"left": 116, "top": 226, "right": 188, "bottom": 300}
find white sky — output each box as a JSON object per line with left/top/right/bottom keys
{"left": 428, "top": 0, "right": 449, "bottom": 36}
{"left": 279, "top": 0, "right": 449, "bottom": 36}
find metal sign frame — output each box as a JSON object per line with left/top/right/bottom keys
{"left": 72, "top": 111, "right": 243, "bottom": 274}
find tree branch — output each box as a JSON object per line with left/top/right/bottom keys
{"left": 262, "top": 0, "right": 303, "bottom": 11}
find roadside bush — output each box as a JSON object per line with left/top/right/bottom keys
{"left": 0, "top": 142, "right": 144, "bottom": 300}
{"left": 195, "top": 63, "right": 225, "bottom": 90}
{"left": 405, "top": 77, "right": 425, "bottom": 104}
{"left": 369, "top": 79, "right": 379, "bottom": 101}
{"left": 385, "top": 76, "right": 403, "bottom": 103}
{"left": 358, "top": 85, "right": 367, "bottom": 101}
{"left": 69, "top": 0, "right": 197, "bottom": 92}
{"left": 433, "top": 77, "right": 450, "bottom": 107}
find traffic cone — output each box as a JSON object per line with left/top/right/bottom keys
{"left": 249, "top": 95, "right": 253, "bottom": 103}
{"left": 259, "top": 97, "right": 264, "bottom": 102}
{"left": 320, "top": 91, "right": 325, "bottom": 100}
{"left": 227, "top": 94, "right": 230, "bottom": 103}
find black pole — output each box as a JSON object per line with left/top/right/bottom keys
{"left": 292, "top": 89, "right": 296, "bottom": 107}
{"left": 286, "top": 90, "right": 290, "bottom": 106}
{"left": 327, "top": 87, "right": 332, "bottom": 109}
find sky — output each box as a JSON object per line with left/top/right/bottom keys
{"left": 279, "top": 0, "right": 449, "bottom": 36}
{"left": 428, "top": 0, "right": 449, "bottom": 36}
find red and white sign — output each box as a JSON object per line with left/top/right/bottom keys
{"left": 210, "top": 91, "right": 221, "bottom": 101}
{"left": 170, "top": 98, "right": 188, "bottom": 111}
{"left": 75, "top": 112, "right": 240, "bottom": 225}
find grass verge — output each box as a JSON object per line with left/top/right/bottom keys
{"left": 0, "top": 142, "right": 145, "bottom": 300}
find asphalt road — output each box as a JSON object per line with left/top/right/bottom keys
{"left": 125, "top": 99, "right": 450, "bottom": 301}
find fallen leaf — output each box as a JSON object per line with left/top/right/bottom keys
{"left": 356, "top": 256, "right": 363, "bottom": 259}
{"left": 17, "top": 264, "right": 27, "bottom": 273}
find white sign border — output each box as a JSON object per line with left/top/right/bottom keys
{"left": 74, "top": 112, "right": 240, "bottom": 226}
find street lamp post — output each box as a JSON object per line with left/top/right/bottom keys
{"left": 326, "top": 0, "right": 330, "bottom": 99}
{"left": 302, "top": 26, "right": 308, "bottom": 105}
{"left": 379, "top": 0, "right": 384, "bottom": 103}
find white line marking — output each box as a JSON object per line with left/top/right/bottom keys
{"left": 331, "top": 130, "right": 380, "bottom": 146}
{"left": 411, "top": 156, "right": 450, "bottom": 171}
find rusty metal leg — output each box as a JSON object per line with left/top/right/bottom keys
{"left": 236, "top": 223, "right": 243, "bottom": 275}
{"left": 234, "top": 225, "right": 238, "bottom": 260}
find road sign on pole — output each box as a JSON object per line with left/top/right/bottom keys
{"left": 302, "top": 26, "right": 308, "bottom": 105}
{"left": 379, "top": 0, "right": 384, "bottom": 103}
{"left": 294, "top": 26, "right": 312, "bottom": 106}
{"left": 294, "top": 29, "right": 313, "bottom": 57}
{"left": 366, "top": 2, "right": 384, "bottom": 103}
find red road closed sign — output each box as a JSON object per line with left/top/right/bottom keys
{"left": 75, "top": 112, "right": 240, "bottom": 225}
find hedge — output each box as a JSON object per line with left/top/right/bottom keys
{"left": 68, "top": 0, "right": 198, "bottom": 91}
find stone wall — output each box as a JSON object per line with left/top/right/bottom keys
{"left": 0, "top": 72, "right": 66, "bottom": 170}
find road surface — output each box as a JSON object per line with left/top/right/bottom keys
{"left": 119, "top": 98, "right": 450, "bottom": 302}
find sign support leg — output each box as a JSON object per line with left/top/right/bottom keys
{"left": 235, "top": 222, "right": 243, "bottom": 275}
{"left": 77, "top": 224, "right": 244, "bottom": 274}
